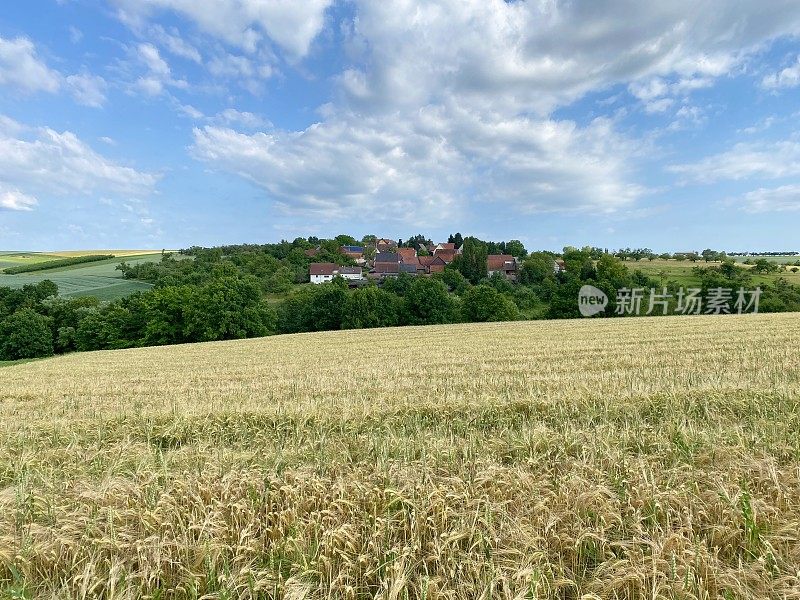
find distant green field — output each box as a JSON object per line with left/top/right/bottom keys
{"left": 0, "top": 252, "right": 62, "bottom": 270}
{"left": 632, "top": 258, "right": 800, "bottom": 287}
{"left": 0, "top": 253, "right": 163, "bottom": 300}
{"left": 729, "top": 255, "right": 800, "bottom": 264}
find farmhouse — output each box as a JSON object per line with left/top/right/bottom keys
{"left": 309, "top": 263, "right": 363, "bottom": 284}
{"left": 418, "top": 255, "right": 447, "bottom": 274}
{"left": 487, "top": 255, "right": 517, "bottom": 280}
{"left": 371, "top": 252, "right": 401, "bottom": 277}
{"left": 554, "top": 259, "right": 566, "bottom": 273}
{"left": 375, "top": 238, "right": 398, "bottom": 253}
{"left": 397, "top": 247, "right": 417, "bottom": 263}
{"left": 340, "top": 245, "right": 365, "bottom": 262}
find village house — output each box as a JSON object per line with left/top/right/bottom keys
{"left": 397, "top": 247, "right": 417, "bottom": 263}
{"left": 433, "top": 248, "right": 457, "bottom": 264}
{"left": 340, "top": 245, "right": 364, "bottom": 258}
{"left": 418, "top": 255, "right": 447, "bottom": 274}
{"left": 309, "top": 263, "right": 363, "bottom": 284}
{"left": 554, "top": 259, "right": 566, "bottom": 274}
{"left": 340, "top": 245, "right": 366, "bottom": 265}
{"left": 371, "top": 252, "right": 401, "bottom": 277}
{"left": 487, "top": 255, "right": 518, "bottom": 280}
{"left": 375, "top": 238, "right": 398, "bottom": 253}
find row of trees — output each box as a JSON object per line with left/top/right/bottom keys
{"left": 4, "top": 237, "right": 799, "bottom": 362}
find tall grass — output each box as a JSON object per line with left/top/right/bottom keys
{"left": 1, "top": 315, "right": 799, "bottom": 598}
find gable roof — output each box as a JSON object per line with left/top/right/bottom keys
{"left": 418, "top": 255, "right": 446, "bottom": 267}
{"left": 436, "top": 242, "right": 456, "bottom": 251}
{"left": 376, "top": 238, "right": 397, "bottom": 249}
{"left": 304, "top": 248, "right": 319, "bottom": 257}
{"left": 434, "top": 249, "right": 457, "bottom": 263}
{"left": 397, "top": 247, "right": 417, "bottom": 262}
{"left": 337, "top": 266, "right": 362, "bottom": 275}
{"left": 399, "top": 263, "right": 418, "bottom": 273}
{"left": 309, "top": 262, "right": 337, "bottom": 276}
{"left": 373, "top": 262, "right": 400, "bottom": 274}
{"left": 340, "top": 245, "right": 364, "bottom": 254}
{"left": 487, "top": 255, "right": 516, "bottom": 271}
{"left": 374, "top": 252, "right": 399, "bottom": 263}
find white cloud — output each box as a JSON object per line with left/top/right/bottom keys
{"left": 191, "top": 106, "right": 644, "bottom": 223}
{"left": 68, "top": 26, "right": 83, "bottom": 44}
{"left": 150, "top": 25, "right": 202, "bottom": 63}
{"left": 0, "top": 36, "right": 108, "bottom": 108}
{"left": 179, "top": 0, "right": 800, "bottom": 222}
{"left": 669, "top": 140, "right": 800, "bottom": 183}
{"left": 206, "top": 51, "right": 273, "bottom": 92}
{"left": 138, "top": 42, "right": 170, "bottom": 76}
{"left": 214, "top": 108, "right": 270, "bottom": 129}
{"left": 135, "top": 43, "right": 186, "bottom": 95}
{"left": 0, "top": 118, "right": 159, "bottom": 205}
{"left": 0, "top": 36, "right": 61, "bottom": 94}
{"left": 736, "top": 184, "right": 800, "bottom": 212}
{"left": 66, "top": 72, "right": 107, "bottom": 107}
{"left": 112, "top": 0, "right": 332, "bottom": 58}
{"left": 762, "top": 56, "right": 800, "bottom": 89}
{"left": 339, "top": 1, "right": 800, "bottom": 116}
{"left": 0, "top": 187, "right": 37, "bottom": 211}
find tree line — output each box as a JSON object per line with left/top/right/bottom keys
{"left": 1, "top": 237, "right": 799, "bottom": 362}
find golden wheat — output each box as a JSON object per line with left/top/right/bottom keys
{"left": 1, "top": 314, "right": 800, "bottom": 599}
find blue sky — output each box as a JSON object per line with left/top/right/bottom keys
{"left": 1, "top": 1, "right": 800, "bottom": 252}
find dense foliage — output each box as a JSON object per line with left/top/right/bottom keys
{"left": 2, "top": 239, "right": 799, "bottom": 362}
{"left": 3, "top": 254, "right": 114, "bottom": 274}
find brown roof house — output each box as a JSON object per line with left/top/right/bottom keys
{"left": 554, "top": 259, "right": 566, "bottom": 273}
{"left": 309, "top": 263, "right": 363, "bottom": 284}
{"left": 375, "top": 238, "right": 398, "bottom": 253}
{"left": 433, "top": 248, "right": 457, "bottom": 264}
{"left": 487, "top": 255, "right": 518, "bottom": 280}
{"left": 397, "top": 247, "right": 417, "bottom": 263}
{"left": 418, "top": 255, "right": 447, "bottom": 274}
{"left": 371, "top": 252, "right": 401, "bottom": 277}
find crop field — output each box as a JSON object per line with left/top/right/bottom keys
{"left": 0, "top": 253, "right": 162, "bottom": 300}
{"left": 2, "top": 315, "right": 800, "bottom": 599}
{"left": 632, "top": 259, "right": 800, "bottom": 287}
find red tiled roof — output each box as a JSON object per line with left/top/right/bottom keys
{"left": 487, "top": 255, "right": 516, "bottom": 271}
{"left": 434, "top": 249, "right": 457, "bottom": 263}
{"left": 373, "top": 262, "right": 400, "bottom": 274}
{"left": 437, "top": 243, "right": 456, "bottom": 250}
{"left": 398, "top": 247, "right": 417, "bottom": 262}
{"left": 309, "top": 262, "right": 337, "bottom": 276}
{"left": 304, "top": 248, "right": 319, "bottom": 257}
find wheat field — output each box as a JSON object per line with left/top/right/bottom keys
{"left": 1, "top": 314, "right": 800, "bottom": 599}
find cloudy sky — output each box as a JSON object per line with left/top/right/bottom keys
{"left": 2, "top": 1, "right": 800, "bottom": 251}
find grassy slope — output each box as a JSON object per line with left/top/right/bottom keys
{"left": 629, "top": 258, "right": 800, "bottom": 287}
{"left": 0, "top": 253, "right": 160, "bottom": 300}
{"left": 2, "top": 315, "right": 799, "bottom": 598}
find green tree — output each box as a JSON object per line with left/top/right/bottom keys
{"left": 457, "top": 237, "right": 488, "bottom": 284}
{"left": 505, "top": 240, "right": 527, "bottom": 258}
{"left": 438, "top": 267, "right": 470, "bottom": 294}
{"left": 184, "top": 276, "right": 276, "bottom": 341}
{"left": 342, "top": 287, "right": 402, "bottom": 329}
{"left": 752, "top": 258, "right": 779, "bottom": 274}
{"left": 462, "top": 285, "right": 519, "bottom": 322}
{"left": 519, "top": 252, "right": 556, "bottom": 286}
{"left": 0, "top": 309, "right": 54, "bottom": 360}
{"left": 404, "top": 278, "right": 456, "bottom": 325}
